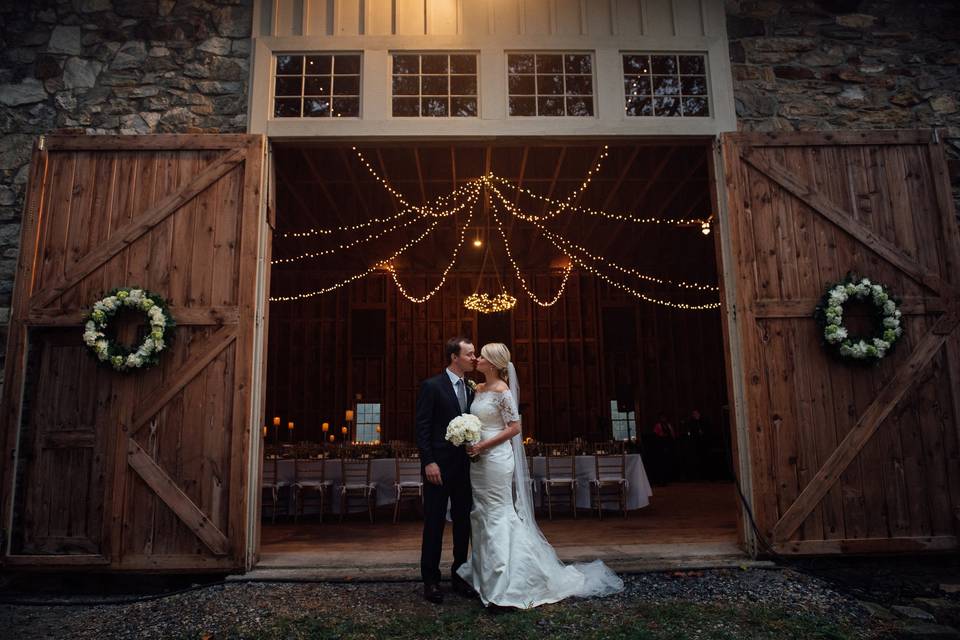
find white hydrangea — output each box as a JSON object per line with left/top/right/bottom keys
{"left": 445, "top": 414, "right": 482, "bottom": 447}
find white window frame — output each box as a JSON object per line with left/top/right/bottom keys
{"left": 620, "top": 50, "right": 712, "bottom": 119}
{"left": 270, "top": 51, "right": 363, "bottom": 120}
{"left": 389, "top": 50, "right": 481, "bottom": 119}
{"left": 505, "top": 50, "right": 597, "bottom": 119}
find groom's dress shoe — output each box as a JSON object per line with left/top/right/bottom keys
{"left": 451, "top": 574, "right": 478, "bottom": 598}
{"left": 424, "top": 583, "right": 443, "bottom": 604}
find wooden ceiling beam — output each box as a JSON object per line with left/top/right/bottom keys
{"left": 338, "top": 147, "right": 373, "bottom": 220}
{"left": 413, "top": 146, "right": 428, "bottom": 205}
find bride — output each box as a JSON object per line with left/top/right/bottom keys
{"left": 458, "top": 343, "right": 624, "bottom": 609}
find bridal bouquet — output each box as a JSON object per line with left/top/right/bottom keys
{"left": 446, "top": 414, "right": 482, "bottom": 454}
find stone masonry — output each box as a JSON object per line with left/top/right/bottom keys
{"left": 726, "top": 0, "right": 960, "bottom": 215}
{"left": 0, "top": 0, "right": 252, "bottom": 325}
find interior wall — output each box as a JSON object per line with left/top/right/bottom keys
{"left": 265, "top": 270, "right": 728, "bottom": 446}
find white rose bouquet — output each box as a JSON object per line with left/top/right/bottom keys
{"left": 445, "top": 414, "right": 482, "bottom": 457}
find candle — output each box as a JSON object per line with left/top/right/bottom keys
{"left": 329, "top": 434, "right": 335, "bottom": 442}
{"left": 345, "top": 409, "right": 354, "bottom": 422}
{"left": 375, "top": 424, "right": 381, "bottom": 433}
{"left": 287, "top": 421, "right": 294, "bottom": 430}
{"left": 341, "top": 426, "right": 348, "bottom": 435}
{"left": 273, "top": 416, "right": 281, "bottom": 426}
{"left": 261, "top": 426, "right": 267, "bottom": 437}
{"left": 322, "top": 422, "right": 329, "bottom": 433}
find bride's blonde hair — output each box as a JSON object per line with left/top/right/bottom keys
{"left": 481, "top": 343, "right": 511, "bottom": 384}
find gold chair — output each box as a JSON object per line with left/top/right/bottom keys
{"left": 542, "top": 443, "right": 577, "bottom": 519}
{"left": 393, "top": 457, "right": 424, "bottom": 523}
{"left": 340, "top": 457, "right": 377, "bottom": 523}
{"left": 293, "top": 457, "right": 331, "bottom": 523}
{"left": 261, "top": 456, "right": 289, "bottom": 523}
{"left": 591, "top": 452, "right": 628, "bottom": 519}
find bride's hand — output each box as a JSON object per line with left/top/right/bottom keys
{"left": 466, "top": 443, "right": 482, "bottom": 457}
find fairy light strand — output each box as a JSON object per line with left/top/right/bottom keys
{"left": 485, "top": 180, "right": 719, "bottom": 293}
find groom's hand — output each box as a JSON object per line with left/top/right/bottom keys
{"left": 424, "top": 462, "right": 442, "bottom": 485}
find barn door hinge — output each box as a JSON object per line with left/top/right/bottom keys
{"left": 37, "top": 135, "right": 45, "bottom": 151}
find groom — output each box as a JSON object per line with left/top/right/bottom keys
{"left": 416, "top": 336, "right": 476, "bottom": 604}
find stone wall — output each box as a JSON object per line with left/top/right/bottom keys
{"left": 726, "top": 0, "right": 960, "bottom": 213}
{"left": 0, "top": 0, "right": 252, "bottom": 322}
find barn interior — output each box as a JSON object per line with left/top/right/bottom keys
{"left": 258, "top": 140, "right": 739, "bottom": 567}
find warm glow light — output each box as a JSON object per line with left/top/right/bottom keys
{"left": 329, "top": 434, "right": 335, "bottom": 442}
{"left": 345, "top": 410, "right": 354, "bottom": 422}
{"left": 701, "top": 221, "right": 711, "bottom": 235}
{"left": 322, "top": 422, "right": 329, "bottom": 432}
{"left": 341, "top": 426, "right": 348, "bottom": 435}
{"left": 473, "top": 238, "right": 482, "bottom": 247}
{"left": 262, "top": 426, "right": 267, "bottom": 437}
{"left": 287, "top": 421, "right": 294, "bottom": 430}
{"left": 464, "top": 292, "right": 518, "bottom": 314}
{"left": 375, "top": 424, "right": 381, "bottom": 433}
{"left": 273, "top": 416, "right": 281, "bottom": 426}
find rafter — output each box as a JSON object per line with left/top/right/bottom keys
{"left": 338, "top": 146, "right": 373, "bottom": 220}
{"left": 298, "top": 148, "right": 346, "bottom": 229}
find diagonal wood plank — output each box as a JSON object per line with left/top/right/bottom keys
{"left": 740, "top": 147, "right": 950, "bottom": 297}
{"left": 771, "top": 310, "right": 960, "bottom": 541}
{"left": 127, "top": 438, "right": 228, "bottom": 556}
{"left": 30, "top": 147, "right": 246, "bottom": 310}
{"left": 128, "top": 324, "right": 238, "bottom": 436}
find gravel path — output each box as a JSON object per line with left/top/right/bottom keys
{"left": 0, "top": 567, "right": 881, "bottom": 639}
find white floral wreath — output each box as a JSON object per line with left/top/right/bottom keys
{"left": 816, "top": 275, "right": 903, "bottom": 363}
{"left": 82, "top": 288, "right": 175, "bottom": 372}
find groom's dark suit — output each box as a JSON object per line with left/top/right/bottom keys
{"left": 416, "top": 370, "right": 474, "bottom": 586}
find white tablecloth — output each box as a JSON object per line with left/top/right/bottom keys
{"left": 262, "top": 453, "right": 652, "bottom": 516}
{"left": 529, "top": 454, "right": 652, "bottom": 510}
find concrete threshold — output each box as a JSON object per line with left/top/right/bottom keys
{"left": 232, "top": 542, "right": 775, "bottom": 582}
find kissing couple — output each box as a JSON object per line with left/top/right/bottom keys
{"left": 415, "top": 336, "right": 623, "bottom": 609}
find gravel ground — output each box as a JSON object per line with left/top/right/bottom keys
{"left": 0, "top": 566, "right": 886, "bottom": 640}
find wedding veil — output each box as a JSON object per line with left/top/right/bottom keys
{"left": 507, "top": 362, "right": 625, "bottom": 597}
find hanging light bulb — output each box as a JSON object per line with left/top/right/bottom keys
{"left": 701, "top": 220, "right": 711, "bottom": 235}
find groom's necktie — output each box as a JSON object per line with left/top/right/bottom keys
{"left": 455, "top": 378, "right": 467, "bottom": 413}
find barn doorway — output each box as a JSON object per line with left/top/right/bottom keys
{"left": 255, "top": 139, "right": 741, "bottom": 570}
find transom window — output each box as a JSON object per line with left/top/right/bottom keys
{"left": 355, "top": 403, "right": 382, "bottom": 443}
{"left": 610, "top": 400, "right": 637, "bottom": 441}
{"left": 273, "top": 53, "right": 361, "bottom": 118}
{"left": 392, "top": 52, "right": 478, "bottom": 117}
{"left": 622, "top": 53, "right": 709, "bottom": 117}
{"left": 507, "top": 52, "right": 594, "bottom": 117}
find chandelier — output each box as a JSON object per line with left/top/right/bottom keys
{"left": 464, "top": 292, "right": 517, "bottom": 314}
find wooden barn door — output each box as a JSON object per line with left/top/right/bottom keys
{"left": 721, "top": 130, "right": 960, "bottom": 555}
{"left": 0, "top": 134, "right": 266, "bottom": 571}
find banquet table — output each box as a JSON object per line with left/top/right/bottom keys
{"left": 528, "top": 454, "right": 653, "bottom": 510}
{"left": 262, "top": 453, "right": 652, "bottom": 517}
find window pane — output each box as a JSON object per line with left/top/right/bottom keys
{"left": 625, "top": 96, "right": 653, "bottom": 116}
{"left": 393, "top": 54, "right": 419, "bottom": 74}
{"left": 535, "top": 54, "right": 562, "bottom": 73}
{"left": 450, "top": 75, "right": 477, "bottom": 96}
{"left": 421, "top": 75, "right": 449, "bottom": 95}
{"left": 305, "top": 55, "right": 331, "bottom": 74}
{"left": 451, "top": 97, "right": 477, "bottom": 117}
{"left": 509, "top": 96, "right": 535, "bottom": 116}
{"left": 565, "top": 75, "right": 592, "bottom": 95}
{"left": 624, "top": 76, "right": 651, "bottom": 97}
{"left": 274, "top": 97, "right": 301, "bottom": 117}
{"left": 622, "top": 54, "right": 650, "bottom": 74}
{"left": 508, "top": 74, "right": 535, "bottom": 95}
{"left": 564, "top": 54, "right": 592, "bottom": 74}
{"left": 303, "top": 76, "right": 330, "bottom": 96}
{"left": 679, "top": 55, "right": 705, "bottom": 75}
{"left": 304, "top": 97, "right": 330, "bottom": 117}
{"left": 450, "top": 54, "right": 476, "bottom": 74}
{"left": 537, "top": 96, "right": 564, "bottom": 116}
{"left": 566, "top": 96, "right": 593, "bottom": 116}
{"left": 334, "top": 54, "right": 360, "bottom": 74}
{"left": 393, "top": 75, "right": 419, "bottom": 95}
{"left": 333, "top": 97, "right": 359, "bottom": 117}
{"left": 653, "top": 76, "right": 680, "bottom": 95}
{"left": 421, "top": 54, "right": 448, "bottom": 74}
{"left": 536, "top": 74, "right": 563, "bottom": 95}
{"left": 682, "top": 97, "right": 709, "bottom": 116}
{"left": 651, "top": 54, "right": 677, "bottom": 74}
{"left": 653, "top": 96, "right": 680, "bottom": 116}
{"left": 422, "top": 96, "right": 449, "bottom": 116}
{"left": 333, "top": 75, "right": 360, "bottom": 95}
{"left": 681, "top": 76, "right": 708, "bottom": 96}
{"left": 507, "top": 53, "right": 534, "bottom": 74}
{"left": 276, "top": 55, "right": 302, "bottom": 75}
{"left": 275, "top": 76, "right": 302, "bottom": 96}
{"left": 393, "top": 97, "right": 419, "bottom": 116}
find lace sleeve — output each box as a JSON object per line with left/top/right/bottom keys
{"left": 497, "top": 391, "right": 520, "bottom": 423}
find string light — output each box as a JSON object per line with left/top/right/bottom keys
{"left": 464, "top": 292, "right": 517, "bottom": 313}
{"left": 701, "top": 220, "right": 711, "bottom": 235}
{"left": 485, "top": 180, "right": 719, "bottom": 293}
{"left": 487, "top": 174, "right": 707, "bottom": 226}
{"left": 281, "top": 181, "right": 479, "bottom": 239}
{"left": 388, "top": 189, "right": 479, "bottom": 304}
{"left": 273, "top": 184, "right": 479, "bottom": 264}
{"left": 489, "top": 196, "right": 573, "bottom": 307}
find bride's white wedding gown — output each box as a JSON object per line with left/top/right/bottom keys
{"left": 456, "top": 389, "right": 623, "bottom": 608}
